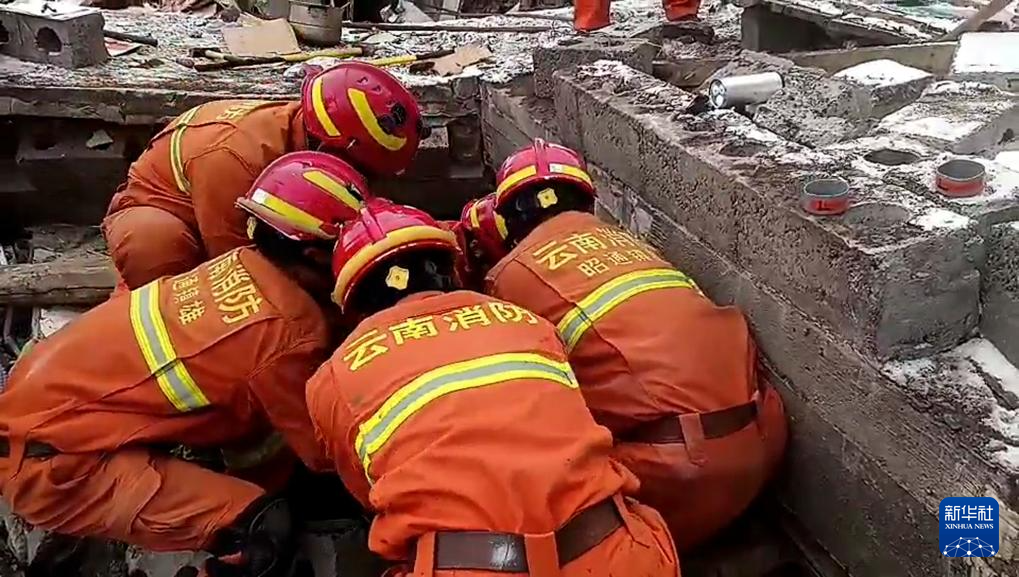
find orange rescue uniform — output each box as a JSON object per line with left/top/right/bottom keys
{"left": 574, "top": 0, "right": 698, "bottom": 32}
{"left": 485, "top": 211, "right": 788, "bottom": 551}
{"left": 0, "top": 247, "right": 332, "bottom": 551}
{"left": 306, "top": 290, "right": 679, "bottom": 577}
{"left": 103, "top": 100, "right": 307, "bottom": 289}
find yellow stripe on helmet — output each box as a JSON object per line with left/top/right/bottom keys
{"left": 251, "top": 189, "right": 330, "bottom": 238}
{"left": 332, "top": 225, "right": 456, "bottom": 309}
{"left": 549, "top": 163, "right": 593, "bottom": 186}
{"left": 303, "top": 170, "right": 363, "bottom": 211}
{"left": 495, "top": 165, "right": 538, "bottom": 200}
{"left": 312, "top": 76, "right": 342, "bottom": 138}
{"left": 347, "top": 88, "right": 408, "bottom": 152}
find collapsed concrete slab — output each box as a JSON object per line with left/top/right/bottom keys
{"left": 874, "top": 81, "right": 1019, "bottom": 157}
{"left": 982, "top": 223, "right": 1019, "bottom": 369}
{"left": 532, "top": 36, "right": 659, "bottom": 98}
{"left": 553, "top": 60, "right": 983, "bottom": 360}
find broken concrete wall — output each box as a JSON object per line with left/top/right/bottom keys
{"left": 480, "top": 57, "right": 1019, "bottom": 576}
{"left": 554, "top": 60, "right": 983, "bottom": 361}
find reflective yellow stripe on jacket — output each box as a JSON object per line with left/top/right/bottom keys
{"left": 170, "top": 106, "right": 202, "bottom": 194}
{"left": 557, "top": 269, "right": 697, "bottom": 352}
{"left": 354, "top": 352, "right": 579, "bottom": 479}
{"left": 129, "top": 282, "right": 210, "bottom": 412}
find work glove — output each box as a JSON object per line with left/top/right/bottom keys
{"left": 205, "top": 496, "right": 296, "bottom": 577}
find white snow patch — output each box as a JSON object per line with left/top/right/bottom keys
{"left": 990, "top": 442, "right": 1019, "bottom": 473}
{"left": 585, "top": 59, "right": 642, "bottom": 80}
{"left": 923, "top": 80, "right": 1001, "bottom": 96}
{"left": 834, "top": 59, "right": 930, "bottom": 87}
{"left": 722, "top": 121, "right": 785, "bottom": 145}
{"left": 883, "top": 357, "right": 936, "bottom": 384}
{"left": 882, "top": 115, "right": 983, "bottom": 143}
{"left": 838, "top": 14, "right": 928, "bottom": 39}
{"left": 910, "top": 208, "right": 972, "bottom": 231}
{"left": 951, "top": 33, "right": 1019, "bottom": 75}
{"left": 996, "top": 151, "right": 1019, "bottom": 172}
{"left": 958, "top": 339, "right": 1019, "bottom": 401}
{"left": 781, "top": 0, "right": 843, "bottom": 16}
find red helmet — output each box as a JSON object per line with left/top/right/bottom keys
{"left": 237, "top": 151, "right": 370, "bottom": 241}
{"left": 493, "top": 139, "right": 596, "bottom": 211}
{"left": 301, "top": 62, "right": 427, "bottom": 176}
{"left": 331, "top": 198, "right": 460, "bottom": 311}
{"left": 459, "top": 193, "right": 509, "bottom": 265}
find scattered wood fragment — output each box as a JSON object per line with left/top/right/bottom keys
{"left": 341, "top": 20, "right": 554, "bottom": 33}
{"left": 940, "top": 0, "right": 1016, "bottom": 40}
{"left": 0, "top": 259, "right": 116, "bottom": 307}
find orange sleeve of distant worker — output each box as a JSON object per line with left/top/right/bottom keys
{"left": 187, "top": 147, "right": 260, "bottom": 258}
{"left": 249, "top": 337, "right": 334, "bottom": 474}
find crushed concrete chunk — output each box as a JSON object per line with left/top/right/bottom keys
{"left": 834, "top": 59, "right": 932, "bottom": 117}
{"left": 875, "top": 81, "right": 1019, "bottom": 156}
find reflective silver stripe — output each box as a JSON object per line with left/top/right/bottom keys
{"left": 354, "top": 352, "right": 578, "bottom": 477}
{"left": 170, "top": 106, "right": 201, "bottom": 194}
{"left": 129, "top": 282, "right": 210, "bottom": 412}
{"left": 557, "top": 269, "right": 696, "bottom": 352}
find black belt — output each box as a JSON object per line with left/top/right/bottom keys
{"left": 617, "top": 402, "right": 758, "bottom": 444}
{"left": 424, "top": 498, "right": 622, "bottom": 572}
{"left": 0, "top": 437, "right": 59, "bottom": 459}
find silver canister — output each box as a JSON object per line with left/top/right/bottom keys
{"left": 709, "top": 72, "right": 784, "bottom": 109}
{"left": 288, "top": 0, "right": 344, "bottom": 46}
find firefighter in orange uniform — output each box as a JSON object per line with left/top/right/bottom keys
{"left": 0, "top": 152, "right": 369, "bottom": 577}
{"left": 459, "top": 139, "right": 789, "bottom": 552}
{"left": 104, "top": 61, "right": 428, "bottom": 290}
{"left": 305, "top": 198, "right": 679, "bottom": 577}
{"left": 573, "top": 0, "right": 698, "bottom": 33}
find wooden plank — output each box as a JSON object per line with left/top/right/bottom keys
{"left": 786, "top": 41, "right": 959, "bottom": 76}
{"left": 0, "top": 259, "right": 115, "bottom": 306}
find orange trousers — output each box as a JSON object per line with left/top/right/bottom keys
{"left": 613, "top": 385, "right": 787, "bottom": 552}
{"left": 574, "top": 0, "right": 700, "bottom": 31}
{"left": 102, "top": 205, "right": 204, "bottom": 290}
{"left": 400, "top": 495, "right": 679, "bottom": 577}
{"left": 0, "top": 447, "right": 264, "bottom": 551}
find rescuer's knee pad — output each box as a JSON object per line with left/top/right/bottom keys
{"left": 206, "top": 496, "right": 295, "bottom": 577}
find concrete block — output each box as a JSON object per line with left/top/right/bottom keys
{"left": 480, "top": 78, "right": 559, "bottom": 168}
{"left": 605, "top": 170, "right": 1019, "bottom": 575}
{"left": 832, "top": 59, "right": 933, "bottom": 117}
{"left": 874, "top": 81, "right": 1019, "bottom": 156}
{"left": 950, "top": 32, "right": 1019, "bottom": 93}
{"left": 0, "top": 3, "right": 108, "bottom": 68}
{"left": 406, "top": 124, "right": 450, "bottom": 179}
{"left": 532, "top": 37, "right": 658, "bottom": 99}
{"left": 982, "top": 222, "right": 1019, "bottom": 369}
{"left": 553, "top": 61, "right": 983, "bottom": 359}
